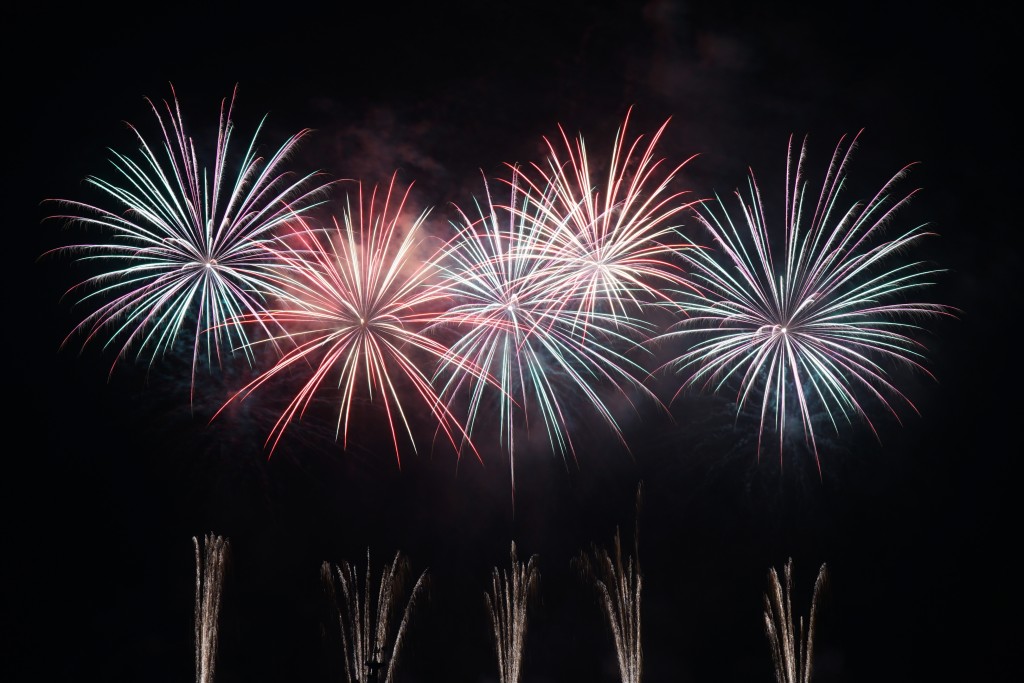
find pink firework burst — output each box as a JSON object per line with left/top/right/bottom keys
{"left": 216, "top": 174, "right": 482, "bottom": 464}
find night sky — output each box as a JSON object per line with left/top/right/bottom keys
{"left": 8, "top": 2, "right": 1019, "bottom": 682}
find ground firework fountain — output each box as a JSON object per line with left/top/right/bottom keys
{"left": 193, "top": 534, "right": 230, "bottom": 683}
{"left": 576, "top": 483, "right": 644, "bottom": 683}
{"left": 763, "top": 558, "right": 828, "bottom": 683}
{"left": 486, "top": 541, "right": 540, "bottom": 683}
{"left": 321, "top": 549, "right": 428, "bottom": 683}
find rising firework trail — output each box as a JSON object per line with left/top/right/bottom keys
{"left": 653, "top": 131, "right": 955, "bottom": 472}
{"left": 215, "top": 175, "right": 481, "bottom": 464}
{"left": 44, "top": 84, "right": 331, "bottom": 397}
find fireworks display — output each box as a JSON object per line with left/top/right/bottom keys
{"left": 20, "top": 4, "right": 1009, "bottom": 683}
{"left": 44, "top": 97, "right": 953, "bottom": 481}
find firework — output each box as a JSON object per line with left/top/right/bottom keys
{"left": 512, "top": 106, "right": 699, "bottom": 332}
{"left": 575, "top": 483, "right": 643, "bottom": 683}
{"left": 321, "top": 549, "right": 428, "bottom": 683}
{"left": 763, "top": 558, "right": 828, "bottom": 683}
{"left": 486, "top": 541, "right": 540, "bottom": 683}
{"left": 429, "top": 170, "right": 660, "bottom": 494}
{"left": 654, "top": 131, "right": 954, "bottom": 471}
{"left": 44, "top": 84, "right": 331, "bottom": 394}
{"left": 194, "top": 534, "right": 230, "bottom": 683}
{"left": 216, "top": 175, "right": 479, "bottom": 464}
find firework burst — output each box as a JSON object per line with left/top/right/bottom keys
{"left": 429, "top": 170, "right": 660, "bottom": 494}
{"left": 512, "top": 106, "right": 700, "bottom": 332}
{"left": 654, "top": 131, "right": 954, "bottom": 471}
{"left": 216, "top": 175, "right": 480, "bottom": 464}
{"left": 44, "top": 84, "right": 330, "bottom": 395}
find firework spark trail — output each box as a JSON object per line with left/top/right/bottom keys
{"left": 512, "top": 106, "right": 701, "bottom": 334}
{"left": 486, "top": 541, "right": 540, "bottom": 683}
{"left": 653, "top": 131, "right": 955, "bottom": 471}
{"left": 44, "top": 84, "right": 331, "bottom": 397}
{"left": 214, "top": 175, "right": 484, "bottom": 464}
{"left": 577, "top": 483, "right": 643, "bottom": 683}
{"left": 429, "top": 171, "right": 661, "bottom": 495}
{"left": 194, "top": 534, "right": 230, "bottom": 683}
{"left": 322, "top": 549, "right": 428, "bottom": 683}
{"left": 764, "top": 559, "right": 828, "bottom": 683}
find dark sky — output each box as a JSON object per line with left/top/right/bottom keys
{"left": 8, "top": 2, "right": 1019, "bottom": 682}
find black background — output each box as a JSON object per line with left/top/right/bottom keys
{"left": 8, "top": 2, "right": 1019, "bottom": 682}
